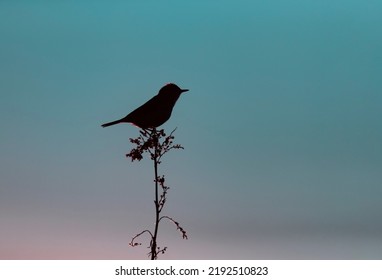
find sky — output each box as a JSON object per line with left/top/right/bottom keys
{"left": 1, "top": 0, "right": 381, "bottom": 259}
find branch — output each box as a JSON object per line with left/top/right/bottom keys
{"left": 129, "top": 229, "right": 153, "bottom": 247}
{"left": 159, "top": 215, "right": 188, "bottom": 240}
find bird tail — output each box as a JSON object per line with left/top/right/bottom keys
{"left": 101, "top": 119, "right": 121, "bottom": 127}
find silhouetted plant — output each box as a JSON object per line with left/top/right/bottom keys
{"left": 126, "top": 128, "right": 188, "bottom": 260}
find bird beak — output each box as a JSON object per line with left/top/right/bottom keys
{"left": 181, "top": 89, "right": 189, "bottom": 93}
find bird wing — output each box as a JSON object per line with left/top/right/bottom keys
{"left": 122, "top": 95, "right": 161, "bottom": 122}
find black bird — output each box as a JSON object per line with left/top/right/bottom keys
{"left": 101, "top": 83, "right": 188, "bottom": 129}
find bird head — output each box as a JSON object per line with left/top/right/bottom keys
{"left": 159, "top": 83, "right": 189, "bottom": 97}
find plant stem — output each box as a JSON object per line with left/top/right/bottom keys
{"left": 151, "top": 129, "right": 159, "bottom": 260}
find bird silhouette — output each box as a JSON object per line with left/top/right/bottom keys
{"left": 101, "top": 83, "right": 188, "bottom": 129}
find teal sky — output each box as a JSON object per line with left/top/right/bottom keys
{"left": 1, "top": 0, "right": 381, "bottom": 259}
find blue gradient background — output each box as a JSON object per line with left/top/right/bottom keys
{"left": 1, "top": 0, "right": 381, "bottom": 259}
